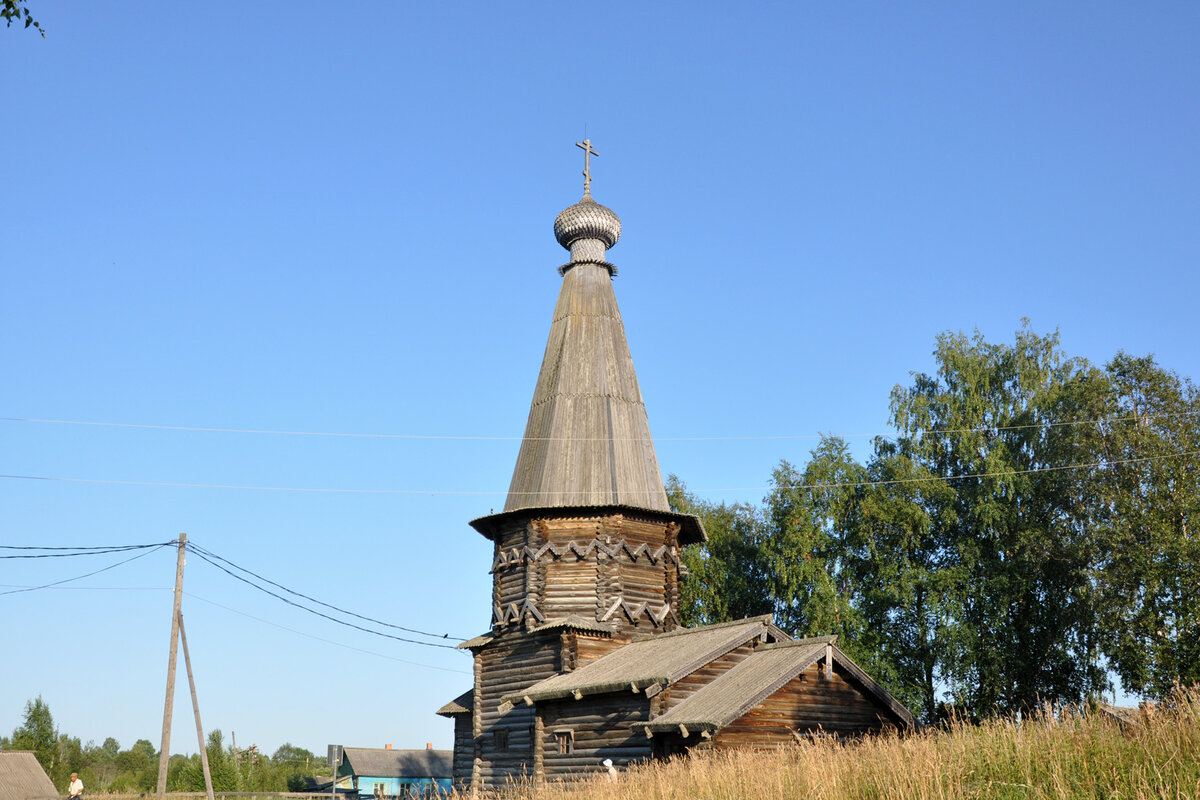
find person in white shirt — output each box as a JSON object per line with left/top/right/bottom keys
{"left": 67, "top": 773, "right": 84, "bottom": 799}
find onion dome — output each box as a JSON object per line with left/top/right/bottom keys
{"left": 553, "top": 195, "right": 622, "bottom": 251}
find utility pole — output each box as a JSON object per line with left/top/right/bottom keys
{"left": 157, "top": 534, "right": 186, "bottom": 799}
{"left": 179, "top": 614, "right": 215, "bottom": 800}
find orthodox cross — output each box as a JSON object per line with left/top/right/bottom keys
{"left": 576, "top": 138, "right": 598, "bottom": 195}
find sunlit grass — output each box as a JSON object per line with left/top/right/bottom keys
{"left": 475, "top": 686, "right": 1200, "bottom": 800}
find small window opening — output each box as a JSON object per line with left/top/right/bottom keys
{"left": 555, "top": 730, "right": 574, "bottom": 754}
{"left": 493, "top": 729, "right": 509, "bottom": 750}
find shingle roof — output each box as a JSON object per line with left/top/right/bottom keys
{"left": 638, "top": 638, "right": 915, "bottom": 733}
{"left": 500, "top": 615, "right": 787, "bottom": 705}
{"left": 528, "top": 614, "right": 615, "bottom": 636}
{"left": 502, "top": 256, "right": 671, "bottom": 516}
{"left": 435, "top": 690, "right": 473, "bottom": 717}
{"left": 340, "top": 748, "right": 452, "bottom": 779}
{"left": 0, "top": 752, "right": 58, "bottom": 800}
{"left": 470, "top": 504, "right": 705, "bottom": 545}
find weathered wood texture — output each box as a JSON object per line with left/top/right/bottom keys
{"left": 470, "top": 632, "right": 559, "bottom": 790}
{"left": 446, "top": 717, "right": 473, "bottom": 789}
{"left": 665, "top": 640, "right": 759, "bottom": 710}
{"left": 712, "top": 663, "right": 898, "bottom": 749}
{"left": 538, "top": 694, "right": 652, "bottom": 783}
{"left": 488, "top": 511, "right": 683, "bottom": 635}
{"left": 504, "top": 261, "right": 671, "bottom": 514}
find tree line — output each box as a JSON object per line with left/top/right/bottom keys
{"left": 1, "top": 697, "right": 327, "bottom": 793}
{"left": 672, "top": 324, "right": 1199, "bottom": 723}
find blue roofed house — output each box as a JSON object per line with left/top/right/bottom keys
{"left": 337, "top": 746, "right": 452, "bottom": 798}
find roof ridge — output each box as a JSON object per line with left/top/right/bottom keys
{"left": 759, "top": 634, "right": 837, "bottom": 650}
{"left": 633, "top": 613, "right": 776, "bottom": 642}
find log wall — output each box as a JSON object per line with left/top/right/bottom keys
{"left": 537, "top": 694, "right": 652, "bottom": 785}
{"left": 487, "top": 511, "right": 684, "bottom": 634}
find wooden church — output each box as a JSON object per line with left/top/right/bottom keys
{"left": 437, "top": 142, "right": 914, "bottom": 791}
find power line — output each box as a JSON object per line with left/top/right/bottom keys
{"left": 0, "top": 541, "right": 174, "bottom": 558}
{"left": 3, "top": 446, "right": 1197, "bottom": 496}
{"left": 186, "top": 542, "right": 466, "bottom": 641}
{"left": 756, "top": 448, "right": 1200, "bottom": 494}
{"left": 184, "top": 547, "right": 463, "bottom": 649}
{"left": 4, "top": 410, "right": 1198, "bottom": 442}
{"left": 184, "top": 592, "right": 470, "bottom": 675}
{"left": 0, "top": 544, "right": 171, "bottom": 595}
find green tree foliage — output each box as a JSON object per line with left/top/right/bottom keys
{"left": 675, "top": 324, "right": 1199, "bottom": 723}
{"left": 1095, "top": 353, "right": 1200, "bottom": 697}
{"left": 10, "top": 697, "right": 57, "bottom": 777}
{"left": 884, "top": 325, "right": 1111, "bottom": 716}
{"left": 668, "top": 475, "right": 772, "bottom": 625}
{"left": 4, "top": 698, "right": 320, "bottom": 793}
{"left": 1, "top": 0, "right": 43, "bottom": 36}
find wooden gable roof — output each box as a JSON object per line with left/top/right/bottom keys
{"left": 638, "top": 637, "right": 915, "bottom": 734}
{"left": 0, "top": 752, "right": 57, "bottom": 800}
{"left": 501, "top": 615, "right": 787, "bottom": 706}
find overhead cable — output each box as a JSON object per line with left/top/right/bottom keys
{"left": 184, "top": 547, "right": 462, "bottom": 649}
{"left": 186, "top": 542, "right": 466, "bottom": 641}
{"left": 0, "top": 544, "right": 171, "bottom": 595}
{"left": 0, "top": 541, "right": 174, "bottom": 559}
{"left": 4, "top": 410, "right": 1199, "bottom": 443}
{"left": 2, "top": 446, "right": 1197, "bottom": 496}
{"left": 185, "top": 592, "right": 470, "bottom": 675}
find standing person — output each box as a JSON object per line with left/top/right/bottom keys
{"left": 67, "top": 773, "right": 83, "bottom": 799}
{"left": 602, "top": 759, "right": 617, "bottom": 782}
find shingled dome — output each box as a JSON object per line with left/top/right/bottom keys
{"left": 553, "top": 195, "right": 621, "bottom": 250}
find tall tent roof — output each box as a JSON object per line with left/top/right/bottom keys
{"left": 503, "top": 185, "right": 671, "bottom": 515}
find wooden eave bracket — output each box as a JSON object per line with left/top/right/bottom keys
{"left": 497, "top": 700, "right": 514, "bottom": 714}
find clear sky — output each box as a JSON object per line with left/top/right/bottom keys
{"left": 3, "top": 1, "right": 1197, "bottom": 758}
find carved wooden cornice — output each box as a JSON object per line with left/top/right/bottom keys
{"left": 490, "top": 539, "right": 680, "bottom": 572}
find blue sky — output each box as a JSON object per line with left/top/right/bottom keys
{"left": 3, "top": 2, "right": 1197, "bottom": 757}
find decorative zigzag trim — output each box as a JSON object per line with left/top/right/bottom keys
{"left": 492, "top": 598, "right": 545, "bottom": 625}
{"left": 490, "top": 539, "right": 679, "bottom": 572}
{"left": 600, "top": 598, "right": 676, "bottom": 626}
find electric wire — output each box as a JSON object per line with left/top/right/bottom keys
{"left": 184, "top": 547, "right": 463, "bottom": 649}
{"left": 185, "top": 592, "right": 470, "bottom": 675}
{"left": 0, "top": 541, "right": 175, "bottom": 558}
{"left": 2, "top": 445, "right": 1197, "bottom": 496}
{"left": 5, "top": 409, "right": 1199, "bottom": 442}
{"left": 186, "top": 542, "right": 466, "bottom": 641}
{"left": 0, "top": 543, "right": 171, "bottom": 595}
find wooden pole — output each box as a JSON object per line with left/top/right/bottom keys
{"left": 157, "top": 534, "right": 187, "bottom": 798}
{"left": 179, "top": 614, "right": 215, "bottom": 800}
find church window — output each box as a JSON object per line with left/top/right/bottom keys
{"left": 554, "top": 729, "right": 574, "bottom": 754}
{"left": 493, "top": 729, "right": 509, "bottom": 750}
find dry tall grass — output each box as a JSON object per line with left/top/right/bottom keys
{"left": 487, "top": 686, "right": 1199, "bottom": 800}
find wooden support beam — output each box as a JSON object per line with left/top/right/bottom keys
{"left": 678, "top": 724, "right": 689, "bottom": 738}
{"left": 523, "top": 695, "right": 534, "bottom": 707}
{"left": 824, "top": 642, "right": 834, "bottom": 681}
{"left": 572, "top": 689, "right": 583, "bottom": 700}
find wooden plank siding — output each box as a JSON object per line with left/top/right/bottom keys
{"left": 711, "top": 663, "right": 899, "bottom": 750}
